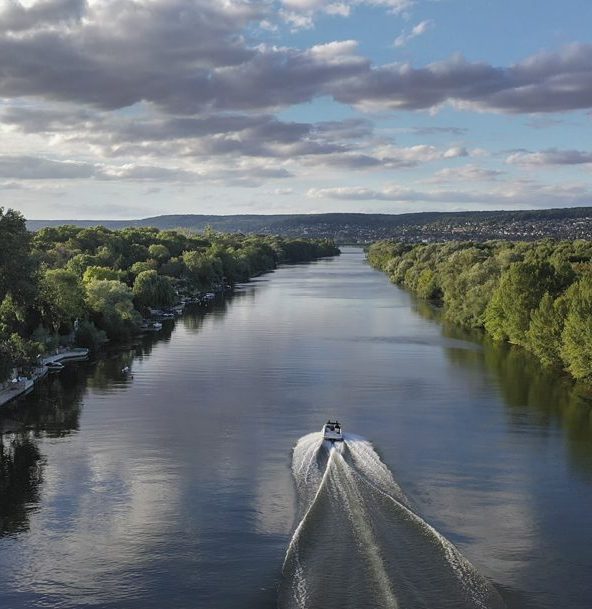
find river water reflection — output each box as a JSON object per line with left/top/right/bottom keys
{"left": 0, "top": 248, "right": 591, "bottom": 609}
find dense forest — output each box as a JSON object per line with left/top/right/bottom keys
{"left": 368, "top": 239, "right": 592, "bottom": 384}
{"left": 0, "top": 207, "right": 339, "bottom": 382}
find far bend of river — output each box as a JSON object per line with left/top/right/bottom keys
{"left": 1, "top": 248, "right": 592, "bottom": 609}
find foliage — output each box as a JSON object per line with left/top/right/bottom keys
{"left": 133, "top": 271, "right": 175, "bottom": 308}
{"left": 147, "top": 244, "right": 170, "bottom": 262}
{"left": 561, "top": 275, "right": 592, "bottom": 382}
{"left": 0, "top": 208, "right": 36, "bottom": 307}
{"left": 74, "top": 320, "right": 107, "bottom": 352}
{"left": 484, "top": 262, "right": 559, "bottom": 346}
{"left": 82, "top": 266, "right": 126, "bottom": 284}
{"left": 39, "top": 269, "right": 86, "bottom": 333}
{"left": 527, "top": 293, "right": 568, "bottom": 367}
{"left": 368, "top": 239, "right": 592, "bottom": 383}
{"left": 0, "top": 208, "right": 339, "bottom": 370}
{"left": 85, "top": 280, "right": 137, "bottom": 340}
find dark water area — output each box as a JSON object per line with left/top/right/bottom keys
{"left": 1, "top": 248, "right": 591, "bottom": 609}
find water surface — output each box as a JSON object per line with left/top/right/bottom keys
{"left": 1, "top": 248, "right": 591, "bottom": 609}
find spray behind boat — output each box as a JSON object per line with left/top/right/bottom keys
{"left": 278, "top": 427, "right": 506, "bottom": 609}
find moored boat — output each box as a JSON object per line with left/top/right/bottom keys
{"left": 45, "top": 361, "right": 65, "bottom": 373}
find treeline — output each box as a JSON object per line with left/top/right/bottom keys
{"left": 0, "top": 207, "right": 339, "bottom": 381}
{"left": 368, "top": 239, "right": 592, "bottom": 383}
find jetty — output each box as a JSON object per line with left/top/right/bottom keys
{"left": 0, "top": 347, "right": 89, "bottom": 408}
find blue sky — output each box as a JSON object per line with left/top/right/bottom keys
{"left": 1, "top": 0, "right": 591, "bottom": 219}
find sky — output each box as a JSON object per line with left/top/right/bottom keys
{"left": 1, "top": 0, "right": 592, "bottom": 220}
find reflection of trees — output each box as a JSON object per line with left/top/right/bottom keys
{"left": 4, "top": 368, "right": 86, "bottom": 437}
{"left": 481, "top": 342, "right": 592, "bottom": 476}
{"left": 86, "top": 351, "right": 137, "bottom": 390}
{"left": 440, "top": 319, "right": 592, "bottom": 478}
{"left": 410, "top": 292, "right": 592, "bottom": 477}
{"left": 182, "top": 291, "right": 245, "bottom": 332}
{"left": 0, "top": 432, "right": 43, "bottom": 536}
{"left": 0, "top": 369, "right": 85, "bottom": 536}
{"left": 0, "top": 291, "right": 241, "bottom": 537}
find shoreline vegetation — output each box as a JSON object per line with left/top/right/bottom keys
{"left": 0, "top": 207, "right": 339, "bottom": 390}
{"left": 368, "top": 239, "right": 592, "bottom": 387}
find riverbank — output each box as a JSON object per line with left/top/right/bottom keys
{"left": 0, "top": 246, "right": 341, "bottom": 408}
{"left": 0, "top": 348, "right": 90, "bottom": 408}
{"left": 367, "top": 239, "right": 592, "bottom": 385}
{"left": 2, "top": 248, "right": 591, "bottom": 609}
{"left": 1, "top": 209, "right": 340, "bottom": 391}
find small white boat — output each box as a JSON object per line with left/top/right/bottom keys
{"left": 141, "top": 320, "right": 163, "bottom": 332}
{"left": 323, "top": 420, "right": 343, "bottom": 442}
{"left": 45, "top": 361, "right": 65, "bottom": 372}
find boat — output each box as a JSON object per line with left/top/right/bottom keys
{"left": 140, "top": 320, "right": 163, "bottom": 332}
{"left": 323, "top": 420, "right": 344, "bottom": 442}
{"left": 45, "top": 361, "right": 65, "bottom": 372}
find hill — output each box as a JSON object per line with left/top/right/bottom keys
{"left": 27, "top": 207, "right": 592, "bottom": 242}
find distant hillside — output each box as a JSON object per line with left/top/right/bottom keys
{"left": 27, "top": 207, "right": 592, "bottom": 242}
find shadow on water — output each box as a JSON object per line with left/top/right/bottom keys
{"left": 0, "top": 367, "right": 86, "bottom": 537}
{"left": 411, "top": 298, "right": 592, "bottom": 479}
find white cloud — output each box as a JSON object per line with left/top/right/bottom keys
{"left": 307, "top": 180, "right": 592, "bottom": 208}
{"left": 279, "top": 0, "right": 414, "bottom": 29}
{"left": 506, "top": 148, "right": 592, "bottom": 166}
{"left": 426, "top": 165, "right": 504, "bottom": 183}
{"left": 394, "top": 19, "right": 434, "bottom": 48}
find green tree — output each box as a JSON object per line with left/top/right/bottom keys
{"left": 82, "top": 266, "right": 126, "bottom": 285}
{"left": 484, "top": 262, "right": 558, "bottom": 346}
{"left": 39, "top": 269, "right": 86, "bottom": 333}
{"left": 0, "top": 208, "right": 36, "bottom": 305}
{"left": 560, "top": 275, "right": 592, "bottom": 381}
{"left": 130, "top": 260, "right": 158, "bottom": 276}
{"left": 85, "top": 280, "right": 137, "bottom": 339}
{"left": 182, "top": 251, "right": 222, "bottom": 288}
{"left": 526, "top": 293, "right": 569, "bottom": 367}
{"left": 133, "top": 270, "right": 175, "bottom": 308}
{"left": 147, "top": 244, "right": 171, "bottom": 263}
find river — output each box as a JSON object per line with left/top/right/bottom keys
{"left": 0, "top": 247, "right": 591, "bottom": 609}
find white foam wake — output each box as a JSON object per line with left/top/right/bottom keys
{"left": 278, "top": 432, "right": 505, "bottom": 609}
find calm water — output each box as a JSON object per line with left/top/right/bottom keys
{"left": 1, "top": 248, "right": 591, "bottom": 609}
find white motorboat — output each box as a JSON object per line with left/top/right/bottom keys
{"left": 45, "top": 361, "right": 65, "bottom": 372}
{"left": 323, "top": 420, "right": 343, "bottom": 442}
{"left": 141, "top": 320, "right": 163, "bottom": 332}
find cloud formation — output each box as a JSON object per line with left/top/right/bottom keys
{"left": 394, "top": 19, "right": 434, "bottom": 48}
{"left": 1, "top": 3, "right": 591, "bottom": 116}
{"left": 1, "top": 0, "right": 591, "bottom": 216}
{"left": 307, "top": 181, "right": 592, "bottom": 208}
{"left": 506, "top": 149, "right": 592, "bottom": 166}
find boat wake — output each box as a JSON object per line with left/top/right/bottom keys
{"left": 278, "top": 433, "right": 505, "bottom": 609}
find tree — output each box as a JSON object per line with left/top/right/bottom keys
{"left": 147, "top": 244, "right": 170, "bottom": 263}
{"left": 130, "top": 260, "right": 158, "bottom": 276}
{"left": 82, "top": 266, "right": 126, "bottom": 285}
{"left": 133, "top": 271, "right": 175, "bottom": 308}
{"left": 39, "top": 269, "right": 86, "bottom": 333}
{"left": 0, "top": 208, "right": 36, "bottom": 305}
{"left": 526, "top": 293, "right": 568, "bottom": 367}
{"left": 182, "top": 251, "right": 223, "bottom": 288}
{"left": 560, "top": 275, "right": 592, "bottom": 381}
{"left": 484, "top": 262, "right": 559, "bottom": 346}
{"left": 85, "top": 280, "right": 137, "bottom": 339}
